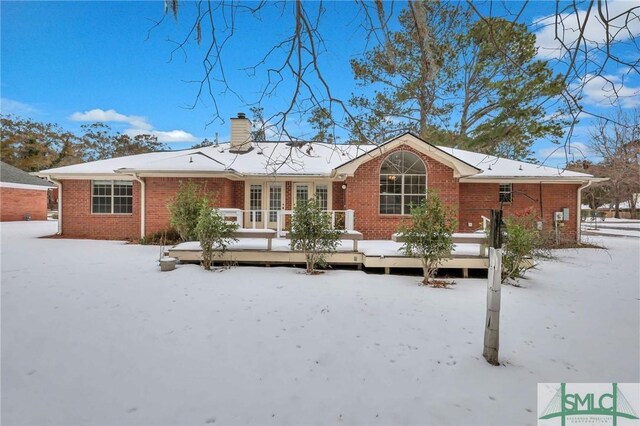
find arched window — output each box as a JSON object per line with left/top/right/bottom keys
{"left": 379, "top": 151, "right": 427, "bottom": 214}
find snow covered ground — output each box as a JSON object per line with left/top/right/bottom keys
{"left": 581, "top": 218, "right": 640, "bottom": 238}
{"left": 1, "top": 221, "right": 639, "bottom": 425}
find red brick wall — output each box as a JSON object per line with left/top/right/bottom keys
{"left": 459, "top": 182, "right": 580, "bottom": 240}
{"left": 344, "top": 146, "right": 459, "bottom": 239}
{"left": 60, "top": 180, "right": 141, "bottom": 240}
{"left": 145, "top": 177, "right": 240, "bottom": 235}
{"left": 0, "top": 187, "right": 49, "bottom": 221}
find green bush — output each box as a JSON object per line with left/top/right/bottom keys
{"left": 289, "top": 198, "right": 342, "bottom": 274}
{"left": 167, "top": 182, "right": 208, "bottom": 241}
{"left": 502, "top": 210, "right": 548, "bottom": 283}
{"left": 397, "top": 189, "right": 457, "bottom": 285}
{"left": 195, "top": 202, "right": 239, "bottom": 270}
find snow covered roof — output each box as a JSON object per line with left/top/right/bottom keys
{"left": 436, "top": 147, "right": 594, "bottom": 180}
{"left": 35, "top": 136, "right": 596, "bottom": 182}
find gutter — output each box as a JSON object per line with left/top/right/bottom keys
{"left": 577, "top": 179, "right": 594, "bottom": 241}
{"left": 46, "top": 176, "right": 63, "bottom": 235}
{"left": 132, "top": 173, "right": 146, "bottom": 239}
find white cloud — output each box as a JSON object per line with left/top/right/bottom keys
{"left": 70, "top": 108, "right": 152, "bottom": 130}
{"left": 534, "top": 0, "right": 640, "bottom": 59}
{"left": 70, "top": 108, "right": 198, "bottom": 143}
{"left": 127, "top": 128, "right": 198, "bottom": 143}
{"left": 0, "top": 98, "right": 40, "bottom": 116}
{"left": 579, "top": 73, "right": 640, "bottom": 108}
{"left": 538, "top": 142, "right": 591, "bottom": 161}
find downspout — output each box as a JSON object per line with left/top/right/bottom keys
{"left": 577, "top": 180, "right": 592, "bottom": 241}
{"left": 133, "top": 174, "right": 146, "bottom": 239}
{"left": 46, "top": 176, "right": 63, "bottom": 235}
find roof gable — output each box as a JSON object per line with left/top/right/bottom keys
{"left": 333, "top": 133, "right": 481, "bottom": 178}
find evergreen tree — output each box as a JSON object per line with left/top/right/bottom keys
{"left": 397, "top": 189, "right": 457, "bottom": 285}
{"left": 195, "top": 201, "right": 239, "bottom": 270}
{"left": 348, "top": 6, "right": 567, "bottom": 160}
{"left": 289, "top": 198, "right": 341, "bottom": 274}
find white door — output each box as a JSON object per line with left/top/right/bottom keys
{"left": 247, "top": 184, "right": 263, "bottom": 228}
{"left": 267, "top": 183, "right": 283, "bottom": 228}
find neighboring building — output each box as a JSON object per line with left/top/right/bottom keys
{"left": 1, "top": 161, "right": 54, "bottom": 221}
{"left": 35, "top": 113, "right": 602, "bottom": 241}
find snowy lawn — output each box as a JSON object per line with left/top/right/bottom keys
{"left": 581, "top": 218, "right": 640, "bottom": 238}
{"left": 1, "top": 221, "right": 638, "bottom": 425}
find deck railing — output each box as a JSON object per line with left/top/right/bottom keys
{"left": 215, "top": 208, "right": 355, "bottom": 238}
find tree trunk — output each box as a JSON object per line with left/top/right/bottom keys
{"left": 483, "top": 248, "right": 502, "bottom": 366}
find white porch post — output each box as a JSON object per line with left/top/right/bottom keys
{"left": 345, "top": 209, "right": 355, "bottom": 231}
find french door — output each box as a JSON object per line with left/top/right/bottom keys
{"left": 293, "top": 182, "right": 329, "bottom": 210}
{"left": 246, "top": 182, "right": 284, "bottom": 228}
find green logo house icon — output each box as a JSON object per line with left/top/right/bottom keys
{"left": 539, "top": 383, "right": 639, "bottom": 425}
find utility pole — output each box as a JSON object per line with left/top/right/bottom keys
{"left": 483, "top": 209, "right": 503, "bottom": 366}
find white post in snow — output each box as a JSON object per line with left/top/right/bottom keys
{"left": 483, "top": 247, "right": 502, "bottom": 366}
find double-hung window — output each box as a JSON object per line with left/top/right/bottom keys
{"left": 499, "top": 183, "right": 513, "bottom": 203}
{"left": 92, "top": 180, "right": 133, "bottom": 214}
{"left": 379, "top": 151, "right": 427, "bottom": 215}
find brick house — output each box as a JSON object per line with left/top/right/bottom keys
{"left": 35, "top": 113, "right": 600, "bottom": 241}
{"left": 1, "top": 161, "right": 54, "bottom": 221}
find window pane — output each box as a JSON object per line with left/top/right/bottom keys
{"left": 92, "top": 196, "right": 111, "bottom": 213}
{"left": 113, "top": 196, "right": 132, "bottom": 214}
{"left": 404, "top": 195, "right": 424, "bottom": 214}
{"left": 316, "top": 185, "right": 328, "bottom": 210}
{"left": 295, "top": 185, "right": 309, "bottom": 203}
{"left": 379, "top": 151, "right": 427, "bottom": 215}
{"left": 269, "top": 185, "right": 281, "bottom": 222}
{"left": 250, "top": 184, "right": 262, "bottom": 222}
{"left": 402, "top": 153, "right": 426, "bottom": 174}
{"left": 93, "top": 181, "right": 112, "bottom": 197}
{"left": 499, "top": 184, "right": 512, "bottom": 202}
{"left": 380, "top": 194, "right": 402, "bottom": 214}
{"left": 380, "top": 175, "right": 401, "bottom": 194}
{"left": 113, "top": 182, "right": 133, "bottom": 196}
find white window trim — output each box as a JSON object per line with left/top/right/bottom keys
{"left": 91, "top": 180, "right": 134, "bottom": 215}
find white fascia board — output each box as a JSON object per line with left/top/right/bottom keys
{"left": 459, "top": 176, "right": 604, "bottom": 184}
{"left": 34, "top": 173, "right": 136, "bottom": 181}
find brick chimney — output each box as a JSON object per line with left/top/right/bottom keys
{"left": 229, "top": 112, "right": 252, "bottom": 153}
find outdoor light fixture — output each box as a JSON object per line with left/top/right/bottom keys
{"left": 341, "top": 184, "right": 347, "bottom": 190}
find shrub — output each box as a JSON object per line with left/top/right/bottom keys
{"left": 140, "top": 228, "right": 181, "bottom": 245}
{"left": 397, "top": 189, "right": 457, "bottom": 286}
{"left": 502, "top": 209, "right": 548, "bottom": 283}
{"left": 289, "top": 198, "right": 342, "bottom": 274}
{"left": 167, "top": 182, "right": 208, "bottom": 241}
{"left": 195, "top": 201, "right": 239, "bottom": 270}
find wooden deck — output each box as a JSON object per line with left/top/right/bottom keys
{"left": 167, "top": 235, "right": 490, "bottom": 277}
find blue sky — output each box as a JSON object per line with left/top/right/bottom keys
{"left": 1, "top": 1, "right": 638, "bottom": 166}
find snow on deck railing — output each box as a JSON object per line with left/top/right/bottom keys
{"left": 276, "top": 209, "right": 355, "bottom": 238}
{"left": 216, "top": 208, "right": 355, "bottom": 237}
